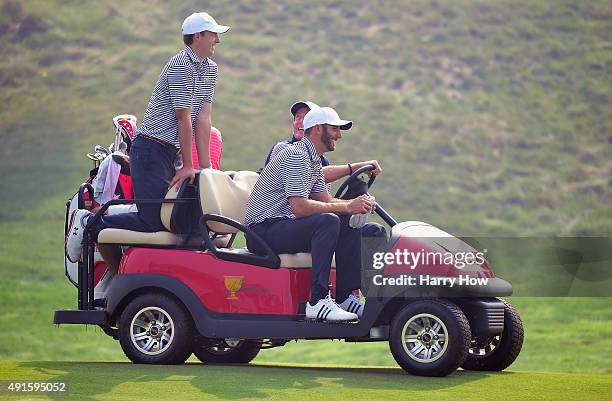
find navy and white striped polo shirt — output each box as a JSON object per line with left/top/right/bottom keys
{"left": 264, "top": 135, "right": 331, "bottom": 167}
{"left": 137, "top": 46, "right": 218, "bottom": 148}
{"left": 245, "top": 136, "right": 328, "bottom": 226}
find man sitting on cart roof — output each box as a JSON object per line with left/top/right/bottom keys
{"left": 245, "top": 106, "right": 387, "bottom": 323}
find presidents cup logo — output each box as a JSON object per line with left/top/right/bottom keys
{"left": 224, "top": 276, "right": 243, "bottom": 300}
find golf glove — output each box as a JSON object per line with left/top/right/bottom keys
{"left": 348, "top": 195, "right": 376, "bottom": 229}
{"left": 349, "top": 213, "right": 368, "bottom": 229}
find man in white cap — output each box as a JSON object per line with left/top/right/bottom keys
{"left": 65, "top": 12, "right": 229, "bottom": 276}
{"left": 245, "top": 107, "right": 383, "bottom": 322}
{"left": 264, "top": 101, "right": 383, "bottom": 184}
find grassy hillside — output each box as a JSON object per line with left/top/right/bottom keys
{"left": 0, "top": 0, "right": 610, "bottom": 235}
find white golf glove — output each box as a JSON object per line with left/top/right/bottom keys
{"left": 349, "top": 195, "right": 376, "bottom": 229}
{"left": 349, "top": 213, "right": 368, "bottom": 229}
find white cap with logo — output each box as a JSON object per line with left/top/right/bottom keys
{"left": 303, "top": 107, "right": 353, "bottom": 131}
{"left": 182, "top": 12, "right": 230, "bottom": 35}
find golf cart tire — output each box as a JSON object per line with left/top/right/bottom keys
{"left": 193, "top": 340, "right": 261, "bottom": 364}
{"left": 461, "top": 299, "right": 524, "bottom": 371}
{"left": 389, "top": 299, "right": 471, "bottom": 377}
{"left": 119, "top": 293, "right": 194, "bottom": 365}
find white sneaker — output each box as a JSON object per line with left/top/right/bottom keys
{"left": 65, "top": 209, "right": 92, "bottom": 263}
{"left": 306, "top": 294, "right": 358, "bottom": 322}
{"left": 339, "top": 293, "right": 365, "bottom": 318}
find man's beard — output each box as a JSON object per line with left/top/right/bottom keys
{"left": 322, "top": 126, "right": 335, "bottom": 151}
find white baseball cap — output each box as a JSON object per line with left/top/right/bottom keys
{"left": 290, "top": 101, "right": 319, "bottom": 117}
{"left": 182, "top": 12, "right": 230, "bottom": 35}
{"left": 303, "top": 107, "right": 353, "bottom": 131}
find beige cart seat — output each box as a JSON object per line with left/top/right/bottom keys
{"left": 99, "top": 169, "right": 331, "bottom": 268}
{"left": 199, "top": 169, "right": 334, "bottom": 268}
{"left": 97, "top": 181, "right": 201, "bottom": 246}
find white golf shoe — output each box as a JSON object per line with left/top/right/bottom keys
{"left": 338, "top": 293, "right": 365, "bottom": 318}
{"left": 306, "top": 293, "right": 358, "bottom": 322}
{"left": 65, "top": 209, "right": 92, "bottom": 263}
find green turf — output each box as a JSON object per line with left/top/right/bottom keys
{"left": 254, "top": 298, "right": 612, "bottom": 374}
{"left": 1, "top": 218, "right": 611, "bottom": 373}
{"left": 0, "top": 361, "right": 610, "bottom": 401}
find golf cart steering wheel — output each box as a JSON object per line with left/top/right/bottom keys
{"left": 334, "top": 164, "right": 377, "bottom": 199}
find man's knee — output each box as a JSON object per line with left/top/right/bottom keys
{"left": 318, "top": 212, "right": 341, "bottom": 228}
{"left": 362, "top": 222, "right": 387, "bottom": 238}
{"left": 313, "top": 213, "right": 341, "bottom": 235}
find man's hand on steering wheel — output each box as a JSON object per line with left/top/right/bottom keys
{"left": 353, "top": 160, "right": 382, "bottom": 177}
{"left": 335, "top": 164, "right": 379, "bottom": 199}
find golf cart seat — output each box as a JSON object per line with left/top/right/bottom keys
{"left": 97, "top": 229, "right": 193, "bottom": 246}
{"left": 98, "top": 181, "right": 202, "bottom": 247}
{"left": 199, "top": 169, "right": 335, "bottom": 268}
{"left": 98, "top": 173, "right": 222, "bottom": 247}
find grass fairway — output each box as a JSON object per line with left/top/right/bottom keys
{"left": 1, "top": 361, "right": 610, "bottom": 401}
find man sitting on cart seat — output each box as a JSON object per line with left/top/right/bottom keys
{"left": 265, "top": 100, "right": 383, "bottom": 184}
{"left": 267, "top": 100, "right": 387, "bottom": 256}
{"left": 245, "top": 106, "right": 387, "bottom": 322}
{"left": 65, "top": 11, "right": 230, "bottom": 277}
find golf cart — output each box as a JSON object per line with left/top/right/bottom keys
{"left": 55, "top": 163, "right": 524, "bottom": 377}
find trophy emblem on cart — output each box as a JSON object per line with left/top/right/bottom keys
{"left": 224, "top": 276, "right": 243, "bottom": 300}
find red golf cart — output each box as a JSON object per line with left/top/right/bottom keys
{"left": 55, "top": 165, "right": 523, "bottom": 377}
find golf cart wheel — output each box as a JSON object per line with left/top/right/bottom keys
{"left": 194, "top": 339, "right": 260, "bottom": 364}
{"left": 119, "top": 293, "right": 193, "bottom": 364}
{"left": 389, "top": 299, "right": 471, "bottom": 377}
{"left": 462, "top": 300, "right": 524, "bottom": 371}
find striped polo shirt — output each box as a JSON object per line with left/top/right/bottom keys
{"left": 264, "top": 135, "right": 330, "bottom": 167}
{"left": 245, "top": 136, "right": 328, "bottom": 226}
{"left": 137, "top": 46, "right": 218, "bottom": 148}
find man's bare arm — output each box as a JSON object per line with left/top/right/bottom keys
{"left": 289, "top": 194, "right": 374, "bottom": 218}
{"left": 169, "top": 108, "right": 195, "bottom": 190}
{"left": 322, "top": 160, "right": 383, "bottom": 183}
{"left": 322, "top": 164, "right": 352, "bottom": 183}
{"left": 194, "top": 103, "right": 212, "bottom": 168}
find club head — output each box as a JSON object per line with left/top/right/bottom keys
{"left": 95, "top": 145, "right": 110, "bottom": 156}
{"left": 86, "top": 153, "right": 98, "bottom": 161}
